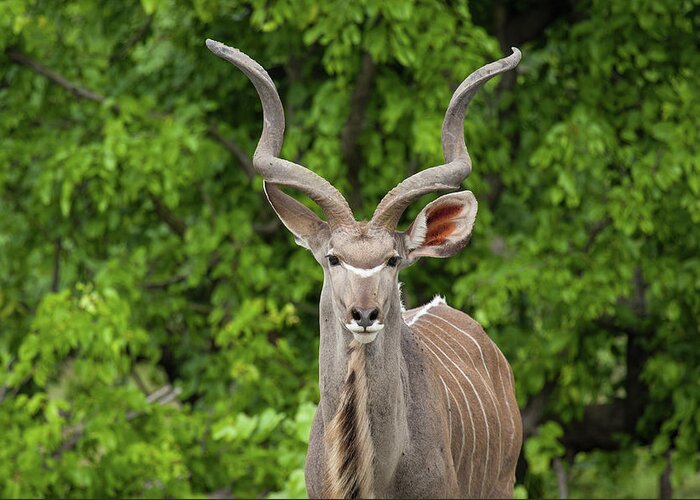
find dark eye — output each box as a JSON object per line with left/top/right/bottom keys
{"left": 327, "top": 255, "right": 340, "bottom": 266}
{"left": 387, "top": 256, "right": 400, "bottom": 267}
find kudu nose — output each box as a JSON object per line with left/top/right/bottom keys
{"left": 351, "top": 307, "right": 379, "bottom": 328}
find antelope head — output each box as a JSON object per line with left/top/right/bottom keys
{"left": 206, "top": 40, "right": 520, "bottom": 345}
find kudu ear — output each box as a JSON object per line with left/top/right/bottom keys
{"left": 402, "top": 191, "right": 478, "bottom": 260}
{"left": 264, "top": 183, "right": 330, "bottom": 250}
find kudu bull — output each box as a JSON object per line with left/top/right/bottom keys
{"left": 207, "top": 39, "right": 522, "bottom": 499}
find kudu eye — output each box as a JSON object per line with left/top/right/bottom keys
{"left": 327, "top": 255, "right": 340, "bottom": 267}
{"left": 387, "top": 256, "right": 400, "bottom": 267}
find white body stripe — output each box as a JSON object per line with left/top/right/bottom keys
{"left": 494, "top": 342, "right": 516, "bottom": 460}
{"left": 404, "top": 297, "right": 521, "bottom": 497}
{"left": 406, "top": 295, "right": 446, "bottom": 326}
{"left": 424, "top": 318, "right": 504, "bottom": 481}
{"left": 420, "top": 333, "right": 490, "bottom": 497}
{"left": 426, "top": 311, "right": 493, "bottom": 382}
{"left": 420, "top": 338, "right": 475, "bottom": 496}
{"left": 439, "top": 375, "right": 453, "bottom": 447}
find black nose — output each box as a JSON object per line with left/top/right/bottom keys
{"left": 351, "top": 307, "right": 379, "bottom": 328}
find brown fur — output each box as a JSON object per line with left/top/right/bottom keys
{"left": 324, "top": 341, "right": 375, "bottom": 498}
{"left": 423, "top": 204, "right": 462, "bottom": 246}
{"left": 406, "top": 303, "right": 522, "bottom": 498}
{"left": 425, "top": 222, "right": 457, "bottom": 246}
{"left": 427, "top": 204, "right": 463, "bottom": 224}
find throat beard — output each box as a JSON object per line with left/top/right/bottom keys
{"left": 323, "top": 340, "right": 376, "bottom": 499}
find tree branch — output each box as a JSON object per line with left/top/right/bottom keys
{"left": 252, "top": 220, "right": 280, "bottom": 235}
{"left": 207, "top": 487, "right": 234, "bottom": 499}
{"left": 9, "top": 48, "right": 253, "bottom": 185}
{"left": 9, "top": 47, "right": 282, "bottom": 242}
{"left": 561, "top": 400, "right": 627, "bottom": 451}
{"left": 53, "top": 385, "right": 181, "bottom": 459}
{"left": 0, "top": 359, "right": 11, "bottom": 404}
{"left": 207, "top": 125, "right": 255, "bottom": 179}
{"left": 495, "top": 0, "right": 574, "bottom": 56}
{"left": 149, "top": 194, "right": 186, "bottom": 239}
{"left": 187, "top": 302, "right": 213, "bottom": 314}
{"left": 489, "top": 0, "right": 575, "bottom": 211}
{"left": 142, "top": 272, "right": 189, "bottom": 289}
{"left": 110, "top": 15, "right": 153, "bottom": 63}
{"left": 584, "top": 216, "right": 612, "bottom": 252}
{"left": 51, "top": 238, "right": 62, "bottom": 292}
{"left": 660, "top": 451, "right": 672, "bottom": 500}
{"left": 0, "top": 385, "right": 6, "bottom": 404}
{"left": 341, "top": 53, "right": 377, "bottom": 211}
{"left": 521, "top": 380, "right": 557, "bottom": 438}
{"left": 522, "top": 380, "right": 650, "bottom": 454}
{"left": 6, "top": 47, "right": 106, "bottom": 103}
{"left": 6, "top": 49, "right": 196, "bottom": 240}
{"left": 524, "top": 377, "right": 654, "bottom": 454}
{"left": 624, "top": 267, "right": 650, "bottom": 436}
{"left": 284, "top": 55, "right": 302, "bottom": 146}
{"left": 594, "top": 316, "right": 638, "bottom": 336}
{"left": 205, "top": 127, "right": 284, "bottom": 236}
{"left": 553, "top": 457, "right": 569, "bottom": 499}
{"left": 131, "top": 370, "right": 149, "bottom": 395}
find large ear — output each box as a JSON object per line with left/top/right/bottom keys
{"left": 264, "top": 182, "right": 330, "bottom": 250}
{"left": 402, "top": 191, "right": 478, "bottom": 260}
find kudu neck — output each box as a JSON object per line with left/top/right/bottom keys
{"left": 318, "top": 277, "right": 410, "bottom": 496}
{"left": 318, "top": 277, "right": 406, "bottom": 401}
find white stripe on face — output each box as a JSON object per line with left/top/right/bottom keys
{"left": 327, "top": 248, "right": 387, "bottom": 277}
{"left": 341, "top": 261, "right": 385, "bottom": 277}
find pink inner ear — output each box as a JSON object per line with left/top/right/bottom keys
{"left": 423, "top": 204, "right": 462, "bottom": 246}
{"left": 427, "top": 204, "right": 462, "bottom": 225}
{"left": 425, "top": 222, "right": 456, "bottom": 246}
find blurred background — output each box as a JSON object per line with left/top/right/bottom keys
{"left": 1, "top": 0, "right": 699, "bottom": 497}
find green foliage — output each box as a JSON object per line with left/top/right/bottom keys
{"left": 1, "top": 0, "right": 699, "bottom": 497}
{"left": 525, "top": 421, "right": 565, "bottom": 475}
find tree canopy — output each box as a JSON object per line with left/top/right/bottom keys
{"left": 1, "top": 0, "right": 699, "bottom": 497}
